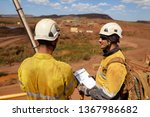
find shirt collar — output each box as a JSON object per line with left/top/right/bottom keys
{"left": 103, "top": 45, "right": 120, "bottom": 57}
{"left": 33, "top": 53, "right": 54, "bottom": 60}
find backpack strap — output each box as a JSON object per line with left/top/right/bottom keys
{"left": 105, "top": 57, "right": 125, "bottom": 69}
{"left": 102, "top": 57, "right": 125, "bottom": 75}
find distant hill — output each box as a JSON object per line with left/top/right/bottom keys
{"left": 1, "top": 14, "right": 19, "bottom": 17}
{"left": 137, "top": 20, "right": 150, "bottom": 24}
{"left": 1, "top": 14, "right": 33, "bottom": 17}
{"left": 39, "top": 13, "right": 113, "bottom": 20}
{"left": 0, "top": 13, "right": 113, "bottom": 20}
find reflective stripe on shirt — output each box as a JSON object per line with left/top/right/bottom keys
{"left": 26, "top": 91, "right": 65, "bottom": 100}
{"left": 97, "top": 65, "right": 107, "bottom": 80}
{"left": 97, "top": 71, "right": 107, "bottom": 80}
{"left": 96, "top": 84, "right": 115, "bottom": 98}
{"left": 26, "top": 78, "right": 76, "bottom": 100}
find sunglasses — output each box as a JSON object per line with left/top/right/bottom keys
{"left": 99, "top": 35, "right": 108, "bottom": 40}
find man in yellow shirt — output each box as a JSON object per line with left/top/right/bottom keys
{"left": 18, "top": 19, "right": 77, "bottom": 100}
{"left": 79, "top": 22, "right": 127, "bottom": 100}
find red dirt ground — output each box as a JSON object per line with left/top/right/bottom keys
{"left": 0, "top": 22, "right": 150, "bottom": 100}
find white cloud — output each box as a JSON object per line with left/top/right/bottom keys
{"left": 72, "top": 3, "right": 102, "bottom": 13}
{"left": 64, "top": 6, "right": 68, "bottom": 10}
{"left": 98, "top": 2, "right": 110, "bottom": 6}
{"left": 122, "top": 0, "right": 150, "bottom": 8}
{"left": 72, "top": 3, "right": 89, "bottom": 11}
{"left": 27, "top": 0, "right": 49, "bottom": 5}
{"left": 111, "top": 5, "right": 126, "bottom": 11}
{"left": 50, "top": 3, "right": 61, "bottom": 9}
{"left": 60, "top": 0, "right": 76, "bottom": 4}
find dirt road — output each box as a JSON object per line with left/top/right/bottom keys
{"left": 0, "top": 35, "right": 26, "bottom": 47}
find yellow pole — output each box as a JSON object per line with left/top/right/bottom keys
{"left": 0, "top": 93, "right": 26, "bottom": 100}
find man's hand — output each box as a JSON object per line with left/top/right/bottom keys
{"left": 78, "top": 84, "right": 90, "bottom": 96}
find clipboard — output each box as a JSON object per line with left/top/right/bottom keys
{"left": 74, "top": 68, "right": 96, "bottom": 89}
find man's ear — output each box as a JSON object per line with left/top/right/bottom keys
{"left": 53, "top": 38, "right": 58, "bottom": 45}
{"left": 107, "top": 40, "right": 111, "bottom": 45}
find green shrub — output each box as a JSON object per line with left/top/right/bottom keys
{"left": 0, "top": 31, "right": 100, "bottom": 65}
{"left": 54, "top": 38, "right": 100, "bottom": 62}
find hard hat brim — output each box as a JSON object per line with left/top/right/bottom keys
{"left": 34, "top": 32, "right": 59, "bottom": 41}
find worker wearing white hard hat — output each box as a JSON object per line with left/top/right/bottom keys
{"left": 79, "top": 22, "right": 127, "bottom": 100}
{"left": 18, "top": 19, "right": 77, "bottom": 100}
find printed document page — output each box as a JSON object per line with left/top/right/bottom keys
{"left": 74, "top": 68, "right": 96, "bottom": 89}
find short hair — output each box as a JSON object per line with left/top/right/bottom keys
{"left": 108, "top": 34, "right": 120, "bottom": 43}
{"left": 100, "top": 34, "right": 120, "bottom": 43}
{"left": 37, "top": 40, "right": 56, "bottom": 47}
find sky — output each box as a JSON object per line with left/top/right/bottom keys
{"left": 0, "top": 0, "right": 150, "bottom": 21}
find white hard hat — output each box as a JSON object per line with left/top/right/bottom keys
{"left": 99, "top": 22, "right": 122, "bottom": 38}
{"left": 34, "top": 19, "right": 60, "bottom": 41}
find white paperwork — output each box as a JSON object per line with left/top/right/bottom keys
{"left": 74, "top": 68, "right": 96, "bottom": 89}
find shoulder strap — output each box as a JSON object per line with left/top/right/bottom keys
{"left": 105, "top": 57, "right": 125, "bottom": 69}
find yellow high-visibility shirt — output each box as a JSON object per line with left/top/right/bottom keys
{"left": 18, "top": 53, "right": 77, "bottom": 100}
{"left": 96, "top": 50, "right": 127, "bottom": 97}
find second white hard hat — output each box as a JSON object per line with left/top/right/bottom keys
{"left": 99, "top": 22, "right": 122, "bottom": 38}
{"left": 34, "top": 19, "right": 60, "bottom": 41}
